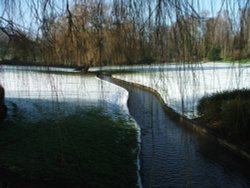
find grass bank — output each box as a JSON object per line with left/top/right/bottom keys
{"left": 220, "top": 58, "right": 250, "bottom": 64}
{"left": 0, "top": 106, "right": 138, "bottom": 188}
{"left": 197, "top": 89, "right": 250, "bottom": 151}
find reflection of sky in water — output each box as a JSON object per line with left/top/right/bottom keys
{"left": 114, "top": 62, "right": 250, "bottom": 118}
{"left": 0, "top": 66, "right": 129, "bottom": 122}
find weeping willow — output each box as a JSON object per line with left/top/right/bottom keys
{"left": 0, "top": 0, "right": 249, "bottom": 118}
{"left": 0, "top": 2, "right": 250, "bottom": 187}
{"left": 0, "top": 0, "right": 249, "bottom": 67}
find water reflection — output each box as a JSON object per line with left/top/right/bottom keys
{"left": 0, "top": 97, "right": 137, "bottom": 188}
{"left": 0, "top": 65, "right": 129, "bottom": 117}
{"left": 114, "top": 62, "right": 250, "bottom": 118}
{"left": 111, "top": 78, "right": 250, "bottom": 188}
{"left": 0, "top": 66, "right": 136, "bottom": 187}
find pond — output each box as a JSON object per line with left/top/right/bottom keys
{"left": 103, "top": 75, "right": 250, "bottom": 188}
{"left": 1, "top": 63, "right": 250, "bottom": 188}
{"left": 0, "top": 65, "right": 138, "bottom": 188}
{"left": 113, "top": 62, "right": 250, "bottom": 118}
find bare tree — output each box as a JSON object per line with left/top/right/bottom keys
{"left": 0, "top": 0, "right": 249, "bottom": 66}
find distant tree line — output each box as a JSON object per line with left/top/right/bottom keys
{"left": 0, "top": 0, "right": 249, "bottom": 67}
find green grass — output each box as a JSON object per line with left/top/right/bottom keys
{"left": 0, "top": 107, "right": 138, "bottom": 188}
{"left": 238, "top": 58, "right": 250, "bottom": 63}
{"left": 221, "top": 57, "right": 250, "bottom": 64}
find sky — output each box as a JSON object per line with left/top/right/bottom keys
{"left": 0, "top": 0, "right": 244, "bottom": 34}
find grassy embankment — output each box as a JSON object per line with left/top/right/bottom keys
{"left": 197, "top": 89, "right": 250, "bottom": 150}
{"left": 0, "top": 107, "right": 138, "bottom": 188}
{"left": 221, "top": 58, "right": 250, "bottom": 64}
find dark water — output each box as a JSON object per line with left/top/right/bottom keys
{"left": 103, "top": 76, "right": 250, "bottom": 188}
{"left": 0, "top": 97, "right": 135, "bottom": 188}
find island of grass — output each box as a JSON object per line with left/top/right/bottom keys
{"left": 0, "top": 107, "right": 138, "bottom": 188}
{"left": 197, "top": 89, "right": 250, "bottom": 152}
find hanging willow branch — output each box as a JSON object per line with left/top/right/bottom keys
{"left": 0, "top": 0, "right": 249, "bottom": 65}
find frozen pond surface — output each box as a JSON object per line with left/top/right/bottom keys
{"left": 113, "top": 62, "right": 250, "bottom": 118}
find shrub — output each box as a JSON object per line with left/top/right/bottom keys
{"left": 197, "top": 89, "right": 250, "bottom": 121}
{"left": 207, "top": 47, "right": 221, "bottom": 61}
{"left": 197, "top": 97, "right": 221, "bottom": 121}
{"left": 197, "top": 89, "right": 250, "bottom": 139}
{"left": 221, "top": 99, "right": 250, "bottom": 137}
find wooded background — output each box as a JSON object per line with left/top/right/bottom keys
{"left": 0, "top": 0, "right": 249, "bottom": 67}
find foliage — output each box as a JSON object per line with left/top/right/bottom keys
{"left": 221, "top": 99, "right": 250, "bottom": 137}
{"left": 0, "top": 1, "right": 250, "bottom": 66}
{"left": 239, "top": 58, "right": 250, "bottom": 63}
{"left": 197, "top": 89, "right": 250, "bottom": 139}
{"left": 197, "top": 89, "right": 250, "bottom": 121}
{"left": 207, "top": 47, "right": 221, "bottom": 61}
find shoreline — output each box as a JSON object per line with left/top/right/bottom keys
{"left": 96, "top": 76, "right": 143, "bottom": 188}
{"left": 110, "top": 75, "right": 250, "bottom": 162}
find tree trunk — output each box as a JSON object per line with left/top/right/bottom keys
{"left": 0, "top": 85, "right": 7, "bottom": 121}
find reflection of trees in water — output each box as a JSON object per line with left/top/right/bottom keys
{"left": 112, "top": 76, "right": 250, "bottom": 188}
{"left": 113, "top": 63, "right": 250, "bottom": 118}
